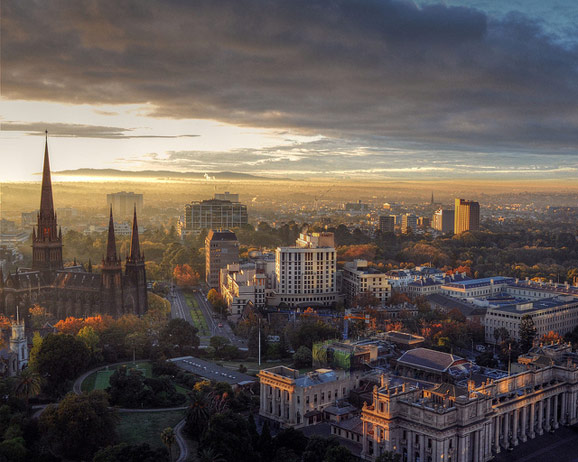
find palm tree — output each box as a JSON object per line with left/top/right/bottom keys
{"left": 198, "top": 447, "right": 226, "bottom": 462}
{"left": 186, "top": 391, "right": 210, "bottom": 439}
{"left": 161, "top": 426, "right": 176, "bottom": 462}
{"left": 13, "top": 368, "right": 42, "bottom": 405}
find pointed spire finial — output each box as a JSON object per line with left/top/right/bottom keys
{"left": 105, "top": 206, "right": 118, "bottom": 263}
{"left": 129, "top": 203, "right": 142, "bottom": 262}
{"left": 40, "top": 131, "right": 55, "bottom": 217}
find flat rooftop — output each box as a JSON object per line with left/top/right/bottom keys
{"left": 490, "top": 296, "right": 577, "bottom": 314}
{"left": 443, "top": 276, "right": 515, "bottom": 289}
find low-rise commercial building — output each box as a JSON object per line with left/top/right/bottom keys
{"left": 441, "top": 276, "right": 515, "bottom": 299}
{"left": 485, "top": 295, "right": 578, "bottom": 344}
{"left": 220, "top": 259, "right": 275, "bottom": 318}
{"left": 342, "top": 260, "right": 391, "bottom": 307}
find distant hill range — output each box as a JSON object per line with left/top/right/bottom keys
{"left": 52, "top": 168, "right": 290, "bottom": 181}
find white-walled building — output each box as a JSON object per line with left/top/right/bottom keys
{"left": 361, "top": 365, "right": 578, "bottom": 461}
{"left": 485, "top": 296, "right": 578, "bottom": 344}
{"left": 220, "top": 259, "right": 276, "bottom": 319}
{"left": 258, "top": 366, "right": 361, "bottom": 428}
{"left": 342, "top": 260, "right": 391, "bottom": 307}
{"left": 269, "top": 232, "right": 340, "bottom": 307}
{"left": 441, "top": 276, "right": 515, "bottom": 299}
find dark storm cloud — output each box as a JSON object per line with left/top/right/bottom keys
{"left": 2, "top": 0, "right": 578, "bottom": 151}
{"left": 1, "top": 122, "right": 198, "bottom": 139}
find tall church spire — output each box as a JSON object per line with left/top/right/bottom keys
{"left": 40, "top": 130, "right": 55, "bottom": 219}
{"left": 128, "top": 205, "right": 142, "bottom": 262}
{"left": 105, "top": 207, "right": 118, "bottom": 263}
{"left": 32, "top": 131, "right": 63, "bottom": 273}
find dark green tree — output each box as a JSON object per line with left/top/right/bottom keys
{"left": 293, "top": 346, "right": 312, "bottom": 368}
{"left": 258, "top": 421, "right": 275, "bottom": 461}
{"left": 31, "top": 333, "right": 90, "bottom": 397}
{"left": 324, "top": 445, "right": 354, "bottom": 462}
{"left": 200, "top": 412, "right": 258, "bottom": 462}
{"left": 160, "top": 318, "right": 200, "bottom": 356}
{"left": 303, "top": 436, "right": 340, "bottom": 462}
{"left": 519, "top": 314, "right": 537, "bottom": 352}
{"left": 40, "top": 391, "right": 118, "bottom": 460}
{"left": 375, "top": 451, "right": 402, "bottom": 462}
{"left": 92, "top": 443, "right": 168, "bottom": 462}
{"left": 273, "top": 427, "right": 308, "bottom": 456}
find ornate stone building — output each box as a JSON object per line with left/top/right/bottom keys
{"left": 0, "top": 135, "right": 148, "bottom": 319}
{"left": 259, "top": 366, "right": 361, "bottom": 428}
{"left": 361, "top": 365, "right": 578, "bottom": 462}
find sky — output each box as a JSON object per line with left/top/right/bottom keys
{"left": 1, "top": 0, "right": 577, "bottom": 181}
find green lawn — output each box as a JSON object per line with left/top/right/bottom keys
{"left": 184, "top": 293, "right": 199, "bottom": 308}
{"left": 82, "top": 361, "right": 153, "bottom": 392}
{"left": 183, "top": 293, "right": 210, "bottom": 335}
{"left": 116, "top": 410, "right": 185, "bottom": 449}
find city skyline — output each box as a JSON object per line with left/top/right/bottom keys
{"left": 2, "top": 0, "right": 578, "bottom": 182}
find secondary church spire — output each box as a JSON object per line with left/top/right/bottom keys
{"left": 128, "top": 205, "right": 142, "bottom": 263}
{"left": 106, "top": 208, "right": 117, "bottom": 261}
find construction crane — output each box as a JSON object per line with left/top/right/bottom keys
{"left": 313, "top": 185, "right": 335, "bottom": 212}
{"left": 343, "top": 311, "right": 371, "bottom": 340}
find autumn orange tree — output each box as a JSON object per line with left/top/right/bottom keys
{"left": 55, "top": 315, "right": 113, "bottom": 335}
{"left": 29, "top": 304, "right": 52, "bottom": 329}
{"left": 540, "top": 331, "right": 563, "bottom": 345}
{"left": 173, "top": 264, "right": 200, "bottom": 289}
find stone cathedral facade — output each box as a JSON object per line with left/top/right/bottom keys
{"left": 0, "top": 136, "right": 148, "bottom": 319}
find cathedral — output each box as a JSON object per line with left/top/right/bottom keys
{"left": 0, "top": 135, "right": 148, "bottom": 319}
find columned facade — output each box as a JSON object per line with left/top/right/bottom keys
{"left": 362, "top": 365, "right": 578, "bottom": 461}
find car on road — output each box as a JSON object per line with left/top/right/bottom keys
{"left": 218, "top": 323, "right": 223, "bottom": 328}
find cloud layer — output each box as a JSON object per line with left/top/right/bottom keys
{"left": 3, "top": 0, "right": 578, "bottom": 155}
{"left": 1, "top": 122, "right": 198, "bottom": 139}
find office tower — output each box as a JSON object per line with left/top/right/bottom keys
{"left": 205, "top": 230, "right": 239, "bottom": 289}
{"left": 418, "top": 217, "right": 431, "bottom": 228}
{"left": 180, "top": 198, "right": 248, "bottom": 237}
{"left": 454, "top": 199, "right": 480, "bottom": 234}
{"left": 271, "top": 232, "right": 338, "bottom": 308}
{"left": 432, "top": 209, "right": 455, "bottom": 233}
{"left": 107, "top": 192, "right": 144, "bottom": 216}
{"left": 342, "top": 260, "right": 391, "bottom": 307}
{"left": 401, "top": 214, "right": 418, "bottom": 234}
{"left": 379, "top": 215, "right": 395, "bottom": 233}
{"left": 214, "top": 191, "right": 239, "bottom": 202}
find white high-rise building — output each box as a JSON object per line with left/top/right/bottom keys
{"left": 269, "top": 232, "right": 339, "bottom": 307}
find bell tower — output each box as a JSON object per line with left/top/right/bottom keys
{"left": 32, "top": 131, "right": 63, "bottom": 275}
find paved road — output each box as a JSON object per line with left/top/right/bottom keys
{"left": 169, "top": 288, "right": 195, "bottom": 326}
{"left": 169, "top": 287, "right": 247, "bottom": 348}
{"left": 174, "top": 418, "right": 188, "bottom": 462}
{"left": 195, "top": 289, "right": 247, "bottom": 348}
{"left": 495, "top": 425, "right": 578, "bottom": 462}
